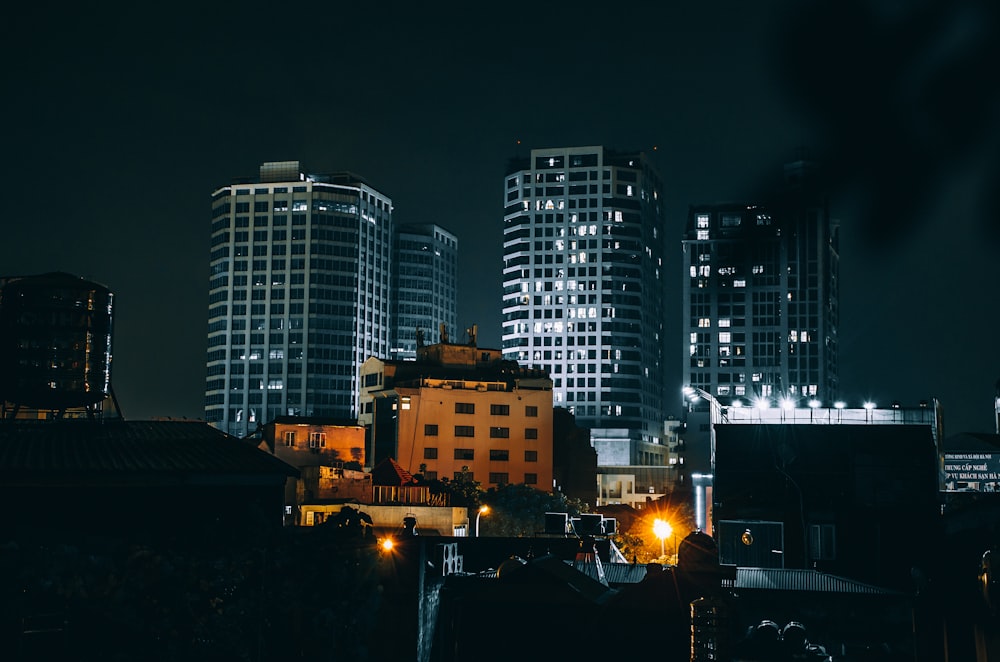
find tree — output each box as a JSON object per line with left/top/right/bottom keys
{"left": 481, "top": 484, "right": 588, "bottom": 537}
{"left": 419, "top": 466, "right": 484, "bottom": 510}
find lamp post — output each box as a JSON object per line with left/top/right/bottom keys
{"left": 683, "top": 386, "right": 725, "bottom": 536}
{"left": 475, "top": 505, "right": 489, "bottom": 537}
{"left": 653, "top": 518, "right": 672, "bottom": 561}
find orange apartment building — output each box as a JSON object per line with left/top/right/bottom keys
{"left": 257, "top": 416, "right": 369, "bottom": 522}
{"left": 359, "top": 339, "right": 554, "bottom": 491}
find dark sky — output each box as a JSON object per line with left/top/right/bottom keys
{"left": 2, "top": 1, "right": 997, "bottom": 435}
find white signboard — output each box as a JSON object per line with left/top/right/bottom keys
{"left": 944, "top": 453, "right": 1000, "bottom": 492}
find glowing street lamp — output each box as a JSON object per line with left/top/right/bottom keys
{"left": 475, "top": 505, "right": 489, "bottom": 537}
{"left": 653, "top": 518, "right": 672, "bottom": 559}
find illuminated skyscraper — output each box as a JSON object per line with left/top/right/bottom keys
{"left": 391, "top": 223, "right": 458, "bottom": 360}
{"left": 205, "top": 161, "right": 393, "bottom": 437}
{"left": 500, "top": 146, "right": 668, "bottom": 467}
{"left": 681, "top": 159, "right": 840, "bottom": 408}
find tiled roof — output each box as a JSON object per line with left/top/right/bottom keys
{"left": 734, "top": 567, "right": 905, "bottom": 595}
{"left": 0, "top": 419, "right": 299, "bottom": 482}
{"left": 267, "top": 415, "right": 360, "bottom": 427}
{"left": 371, "top": 457, "right": 415, "bottom": 486}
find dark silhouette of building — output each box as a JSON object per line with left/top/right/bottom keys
{"left": 713, "top": 422, "right": 940, "bottom": 592}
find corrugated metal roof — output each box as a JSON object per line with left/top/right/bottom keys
{"left": 734, "top": 567, "right": 905, "bottom": 595}
{"left": 575, "top": 560, "right": 648, "bottom": 585}
{"left": 0, "top": 419, "right": 299, "bottom": 480}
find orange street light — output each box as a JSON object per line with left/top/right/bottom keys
{"left": 653, "top": 518, "right": 672, "bottom": 559}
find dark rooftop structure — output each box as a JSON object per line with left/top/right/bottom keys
{"left": 713, "top": 422, "right": 940, "bottom": 592}
{"left": 0, "top": 419, "right": 298, "bottom": 542}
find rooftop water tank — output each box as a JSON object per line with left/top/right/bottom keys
{"left": 0, "top": 272, "right": 113, "bottom": 410}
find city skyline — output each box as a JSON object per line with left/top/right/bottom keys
{"left": 2, "top": 1, "right": 997, "bottom": 435}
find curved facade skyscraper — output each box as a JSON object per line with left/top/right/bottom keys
{"left": 205, "top": 161, "right": 393, "bottom": 437}
{"left": 500, "top": 146, "right": 667, "bottom": 466}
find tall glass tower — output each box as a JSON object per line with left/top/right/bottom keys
{"left": 681, "top": 159, "right": 840, "bottom": 406}
{"left": 391, "top": 223, "right": 459, "bottom": 360}
{"left": 501, "top": 146, "right": 667, "bottom": 466}
{"left": 205, "top": 161, "right": 393, "bottom": 437}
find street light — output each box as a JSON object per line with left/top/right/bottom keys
{"left": 475, "top": 505, "right": 489, "bottom": 537}
{"left": 682, "top": 386, "right": 724, "bottom": 536}
{"left": 653, "top": 518, "right": 672, "bottom": 560}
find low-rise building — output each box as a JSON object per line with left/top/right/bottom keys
{"left": 256, "top": 415, "right": 368, "bottom": 524}
{"left": 360, "top": 337, "right": 554, "bottom": 491}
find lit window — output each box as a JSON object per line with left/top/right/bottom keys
{"left": 697, "top": 230, "right": 709, "bottom": 240}
{"left": 696, "top": 214, "right": 709, "bottom": 229}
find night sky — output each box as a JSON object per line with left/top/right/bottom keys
{"left": 2, "top": 1, "right": 997, "bottom": 435}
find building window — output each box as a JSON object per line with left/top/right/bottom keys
{"left": 455, "top": 402, "right": 475, "bottom": 414}
{"left": 489, "top": 472, "right": 509, "bottom": 486}
{"left": 309, "top": 432, "right": 326, "bottom": 449}
{"left": 454, "top": 470, "right": 473, "bottom": 481}
{"left": 489, "top": 449, "right": 509, "bottom": 461}
{"left": 525, "top": 405, "right": 538, "bottom": 417}
{"left": 810, "top": 524, "right": 837, "bottom": 561}
{"left": 424, "top": 470, "right": 438, "bottom": 480}
{"left": 424, "top": 448, "right": 438, "bottom": 459}
{"left": 284, "top": 431, "right": 296, "bottom": 447}
{"left": 525, "top": 428, "right": 538, "bottom": 440}
{"left": 454, "top": 448, "right": 475, "bottom": 460}
{"left": 455, "top": 425, "right": 475, "bottom": 437}
{"left": 525, "top": 450, "right": 538, "bottom": 462}
{"left": 524, "top": 473, "right": 538, "bottom": 485}
{"left": 490, "top": 404, "right": 510, "bottom": 415}
{"left": 490, "top": 427, "right": 510, "bottom": 439}
{"left": 424, "top": 424, "right": 439, "bottom": 436}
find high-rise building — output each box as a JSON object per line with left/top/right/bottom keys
{"left": 681, "top": 159, "right": 840, "bottom": 407}
{"left": 391, "top": 223, "right": 459, "bottom": 360}
{"left": 205, "top": 161, "right": 394, "bottom": 437}
{"left": 500, "top": 146, "right": 667, "bottom": 469}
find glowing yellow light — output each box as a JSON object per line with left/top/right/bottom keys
{"left": 381, "top": 538, "right": 394, "bottom": 552}
{"left": 653, "top": 518, "right": 672, "bottom": 541}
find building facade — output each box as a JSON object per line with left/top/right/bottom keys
{"left": 391, "top": 223, "right": 458, "bottom": 360}
{"left": 205, "top": 161, "right": 393, "bottom": 437}
{"left": 711, "top": 402, "right": 941, "bottom": 593}
{"left": 681, "top": 159, "right": 839, "bottom": 407}
{"left": 500, "top": 146, "right": 667, "bottom": 468}
{"left": 359, "top": 340, "right": 554, "bottom": 490}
